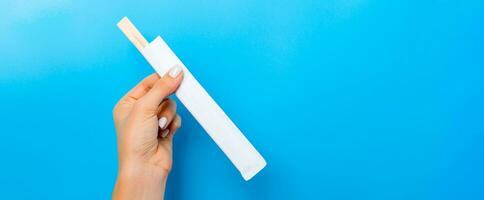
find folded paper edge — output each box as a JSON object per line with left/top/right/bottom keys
{"left": 241, "top": 159, "right": 267, "bottom": 181}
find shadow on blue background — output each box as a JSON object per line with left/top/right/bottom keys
{"left": 1, "top": 1, "right": 483, "bottom": 199}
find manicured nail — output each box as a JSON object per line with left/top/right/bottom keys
{"left": 177, "top": 115, "right": 182, "bottom": 128}
{"left": 168, "top": 65, "right": 182, "bottom": 78}
{"left": 161, "top": 129, "right": 170, "bottom": 138}
{"left": 158, "top": 117, "right": 168, "bottom": 129}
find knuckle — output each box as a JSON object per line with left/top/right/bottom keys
{"left": 112, "top": 98, "right": 134, "bottom": 118}
{"left": 160, "top": 107, "right": 175, "bottom": 119}
{"left": 138, "top": 83, "right": 151, "bottom": 94}
{"left": 166, "top": 99, "right": 177, "bottom": 110}
{"left": 133, "top": 101, "right": 158, "bottom": 116}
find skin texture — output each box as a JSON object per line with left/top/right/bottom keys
{"left": 112, "top": 67, "right": 184, "bottom": 200}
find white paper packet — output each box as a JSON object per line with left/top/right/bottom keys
{"left": 141, "top": 36, "right": 266, "bottom": 180}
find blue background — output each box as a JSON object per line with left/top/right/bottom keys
{"left": 1, "top": 1, "right": 483, "bottom": 199}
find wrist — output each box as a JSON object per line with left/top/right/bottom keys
{"left": 118, "top": 161, "right": 169, "bottom": 181}
{"left": 113, "top": 162, "right": 168, "bottom": 200}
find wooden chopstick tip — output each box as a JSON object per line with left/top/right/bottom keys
{"left": 117, "top": 16, "right": 149, "bottom": 52}
{"left": 117, "top": 16, "right": 130, "bottom": 29}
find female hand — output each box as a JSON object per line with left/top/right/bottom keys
{"left": 112, "top": 66, "right": 184, "bottom": 200}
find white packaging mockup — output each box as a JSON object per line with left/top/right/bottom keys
{"left": 141, "top": 36, "right": 266, "bottom": 180}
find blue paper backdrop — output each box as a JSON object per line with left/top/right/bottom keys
{"left": 1, "top": 1, "right": 483, "bottom": 199}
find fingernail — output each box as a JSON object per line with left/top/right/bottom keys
{"left": 177, "top": 115, "right": 182, "bottom": 128}
{"left": 168, "top": 64, "right": 182, "bottom": 78}
{"left": 161, "top": 129, "right": 170, "bottom": 138}
{"left": 158, "top": 117, "right": 168, "bottom": 129}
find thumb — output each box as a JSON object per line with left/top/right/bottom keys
{"left": 136, "top": 65, "right": 184, "bottom": 113}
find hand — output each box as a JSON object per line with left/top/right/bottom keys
{"left": 112, "top": 66, "right": 184, "bottom": 200}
